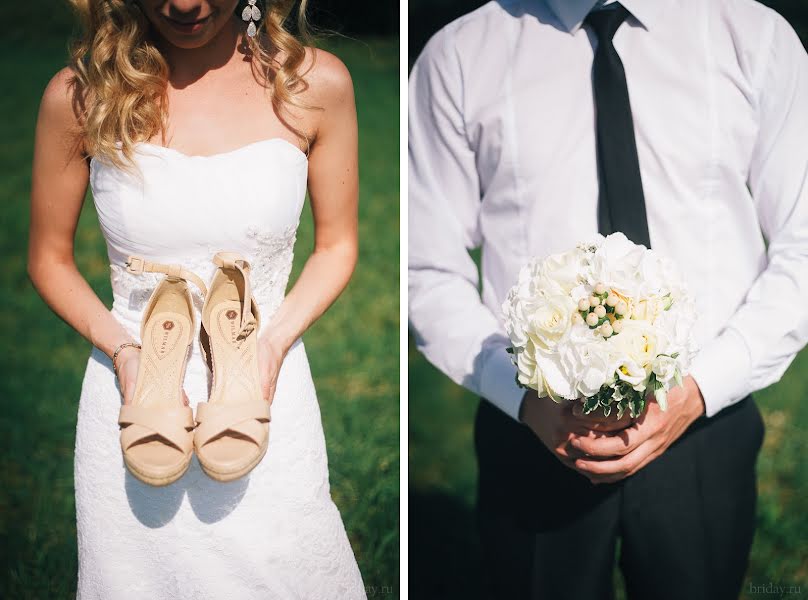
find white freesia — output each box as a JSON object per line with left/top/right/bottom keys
{"left": 652, "top": 354, "right": 678, "bottom": 385}
{"left": 616, "top": 359, "right": 647, "bottom": 390}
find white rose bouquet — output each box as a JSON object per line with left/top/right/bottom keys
{"left": 502, "top": 232, "right": 698, "bottom": 419}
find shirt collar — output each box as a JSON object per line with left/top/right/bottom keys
{"left": 543, "top": 0, "right": 669, "bottom": 33}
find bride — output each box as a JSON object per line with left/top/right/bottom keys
{"left": 27, "top": 0, "right": 366, "bottom": 598}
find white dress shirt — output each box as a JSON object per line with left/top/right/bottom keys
{"left": 408, "top": 0, "right": 808, "bottom": 420}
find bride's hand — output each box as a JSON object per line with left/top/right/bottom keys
{"left": 115, "top": 347, "right": 140, "bottom": 405}
{"left": 258, "top": 338, "right": 286, "bottom": 405}
{"left": 115, "top": 347, "right": 190, "bottom": 407}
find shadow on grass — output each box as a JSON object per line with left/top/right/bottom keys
{"left": 409, "top": 489, "right": 484, "bottom": 600}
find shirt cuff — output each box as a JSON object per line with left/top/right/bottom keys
{"left": 688, "top": 327, "right": 753, "bottom": 418}
{"left": 478, "top": 344, "right": 526, "bottom": 421}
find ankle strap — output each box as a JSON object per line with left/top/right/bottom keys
{"left": 125, "top": 256, "right": 208, "bottom": 298}
{"left": 212, "top": 252, "right": 257, "bottom": 339}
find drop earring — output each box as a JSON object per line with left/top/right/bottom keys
{"left": 242, "top": 0, "right": 262, "bottom": 38}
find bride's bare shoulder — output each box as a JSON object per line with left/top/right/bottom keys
{"left": 298, "top": 46, "right": 355, "bottom": 107}
{"left": 39, "top": 67, "right": 85, "bottom": 139}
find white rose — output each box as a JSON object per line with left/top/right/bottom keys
{"left": 525, "top": 294, "right": 576, "bottom": 352}
{"left": 631, "top": 296, "right": 666, "bottom": 323}
{"left": 610, "top": 320, "right": 665, "bottom": 370}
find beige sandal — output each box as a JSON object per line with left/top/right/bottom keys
{"left": 118, "top": 257, "right": 208, "bottom": 486}
{"left": 195, "top": 252, "right": 270, "bottom": 482}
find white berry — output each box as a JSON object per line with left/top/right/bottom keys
{"left": 589, "top": 296, "right": 600, "bottom": 308}
{"left": 601, "top": 322, "right": 614, "bottom": 337}
{"left": 594, "top": 305, "right": 606, "bottom": 318}
{"left": 612, "top": 319, "right": 624, "bottom": 333}
{"left": 586, "top": 312, "right": 599, "bottom": 327}
{"left": 615, "top": 300, "right": 628, "bottom": 316}
{"left": 572, "top": 312, "right": 584, "bottom": 325}
{"left": 578, "top": 299, "right": 590, "bottom": 312}
{"left": 606, "top": 294, "right": 619, "bottom": 307}
{"left": 594, "top": 283, "right": 607, "bottom": 295}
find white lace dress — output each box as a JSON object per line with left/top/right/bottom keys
{"left": 75, "top": 139, "right": 367, "bottom": 599}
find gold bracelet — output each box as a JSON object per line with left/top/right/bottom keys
{"left": 112, "top": 342, "right": 141, "bottom": 377}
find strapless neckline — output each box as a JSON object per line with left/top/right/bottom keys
{"left": 91, "top": 136, "right": 309, "bottom": 164}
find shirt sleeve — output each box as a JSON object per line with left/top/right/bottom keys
{"left": 689, "top": 14, "right": 808, "bottom": 417}
{"left": 408, "top": 28, "right": 526, "bottom": 421}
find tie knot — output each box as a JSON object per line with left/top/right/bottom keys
{"left": 585, "top": 4, "right": 630, "bottom": 42}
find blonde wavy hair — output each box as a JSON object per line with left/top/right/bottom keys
{"left": 68, "top": 0, "right": 313, "bottom": 168}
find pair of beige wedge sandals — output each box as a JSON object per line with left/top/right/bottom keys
{"left": 118, "top": 252, "right": 270, "bottom": 486}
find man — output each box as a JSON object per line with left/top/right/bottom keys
{"left": 408, "top": 0, "right": 808, "bottom": 598}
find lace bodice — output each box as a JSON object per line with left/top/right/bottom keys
{"left": 90, "top": 138, "right": 308, "bottom": 323}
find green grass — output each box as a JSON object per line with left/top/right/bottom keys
{"left": 0, "top": 29, "right": 399, "bottom": 599}
{"left": 410, "top": 338, "right": 808, "bottom": 599}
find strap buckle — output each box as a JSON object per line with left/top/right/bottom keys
{"left": 236, "top": 317, "right": 257, "bottom": 341}
{"left": 125, "top": 256, "right": 145, "bottom": 274}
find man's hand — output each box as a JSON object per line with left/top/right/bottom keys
{"left": 520, "top": 389, "right": 635, "bottom": 475}
{"left": 569, "top": 376, "right": 706, "bottom": 484}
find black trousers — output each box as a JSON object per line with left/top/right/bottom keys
{"left": 475, "top": 395, "right": 765, "bottom": 600}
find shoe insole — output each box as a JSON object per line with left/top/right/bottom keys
{"left": 126, "top": 282, "right": 192, "bottom": 470}
{"left": 202, "top": 275, "right": 265, "bottom": 467}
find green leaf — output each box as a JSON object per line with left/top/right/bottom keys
{"left": 631, "top": 396, "right": 646, "bottom": 418}
{"left": 583, "top": 395, "right": 600, "bottom": 414}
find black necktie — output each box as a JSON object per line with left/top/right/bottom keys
{"left": 586, "top": 5, "right": 651, "bottom": 248}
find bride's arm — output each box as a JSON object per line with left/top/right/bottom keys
{"left": 28, "top": 69, "right": 138, "bottom": 366}
{"left": 257, "top": 50, "right": 359, "bottom": 400}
